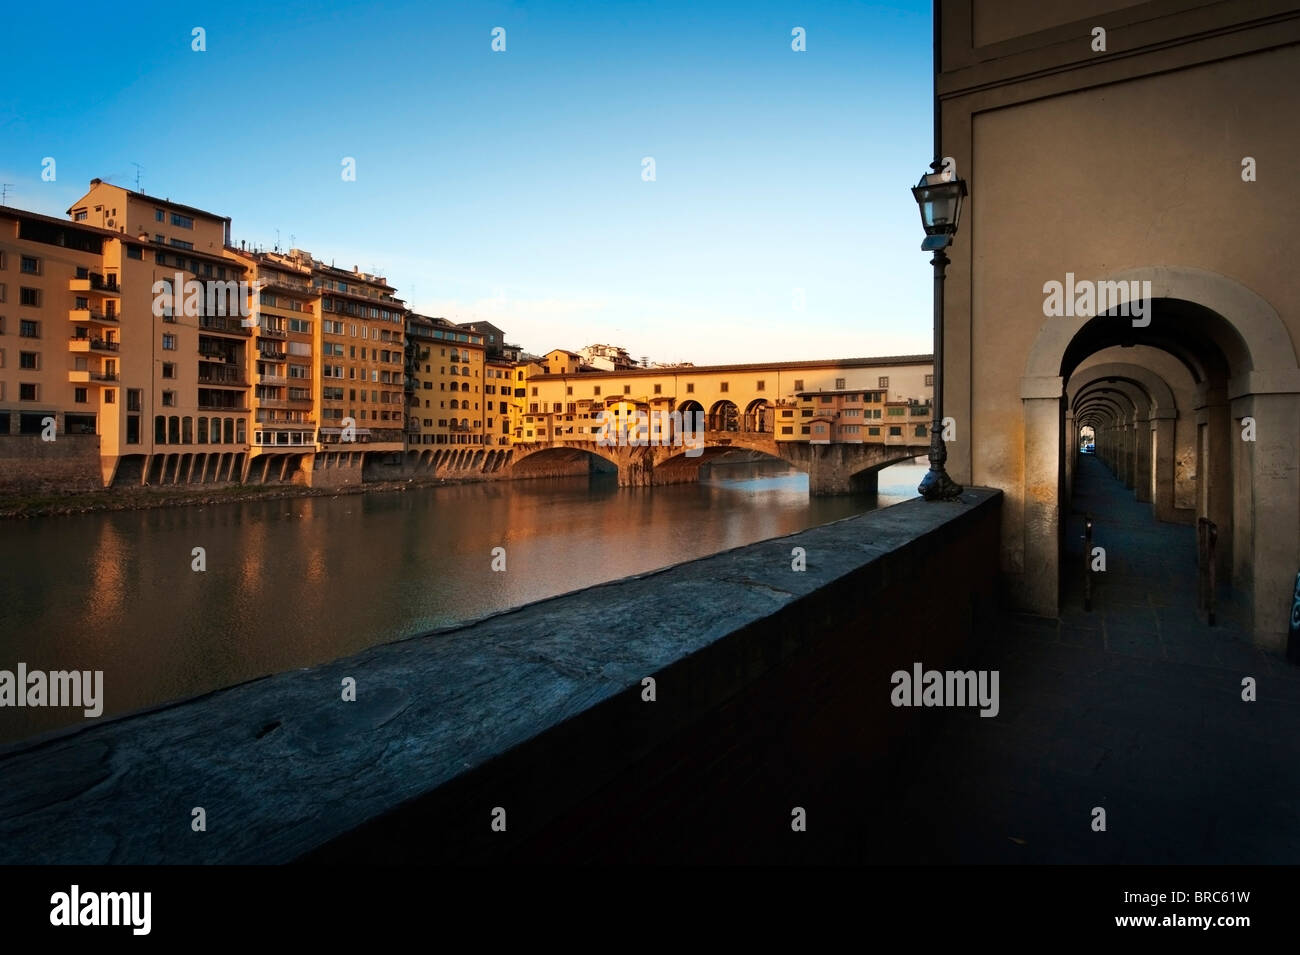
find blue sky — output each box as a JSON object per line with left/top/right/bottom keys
{"left": 0, "top": 0, "right": 934, "bottom": 364}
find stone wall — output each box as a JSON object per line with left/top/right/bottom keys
{"left": 0, "top": 487, "right": 1000, "bottom": 864}
{"left": 0, "top": 434, "right": 102, "bottom": 495}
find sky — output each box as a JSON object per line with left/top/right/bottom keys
{"left": 0, "top": 0, "right": 935, "bottom": 365}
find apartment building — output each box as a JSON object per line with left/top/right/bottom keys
{"left": 311, "top": 258, "right": 406, "bottom": 455}
{"left": 69, "top": 179, "right": 253, "bottom": 485}
{"left": 221, "top": 247, "right": 319, "bottom": 482}
{"left": 405, "top": 314, "right": 488, "bottom": 446}
{"left": 0, "top": 208, "right": 135, "bottom": 484}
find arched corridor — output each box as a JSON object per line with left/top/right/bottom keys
{"left": 1019, "top": 268, "right": 1300, "bottom": 650}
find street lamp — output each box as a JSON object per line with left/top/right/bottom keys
{"left": 911, "top": 164, "right": 967, "bottom": 501}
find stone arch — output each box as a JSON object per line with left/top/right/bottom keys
{"left": 707, "top": 399, "right": 739, "bottom": 432}
{"left": 743, "top": 398, "right": 773, "bottom": 434}
{"left": 1020, "top": 266, "right": 1300, "bottom": 647}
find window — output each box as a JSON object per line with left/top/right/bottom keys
{"left": 162, "top": 363, "right": 177, "bottom": 379}
{"left": 781, "top": 426, "right": 793, "bottom": 435}
{"left": 169, "top": 416, "right": 180, "bottom": 443}
{"left": 20, "top": 319, "right": 38, "bottom": 338}
{"left": 162, "top": 334, "right": 176, "bottom": 350}
{"left": 566, "top": 386, "right": 573, "bottom": 395}
{"left": 19, "top": 352, "right": 37, "bottom": 369}
{"left": 20, "top": 256, "right": 39, "bottom": 274}
{"left": 74, "top": 387, "right": 87, "bottom": 404}
{"left": 686, "top": 383, "right": 694, "bottom": 393}
{"left": 878, "top": 376, "right": 889, "bottom": 389}
{"left": 74, "top": 210, "right": 88, "bottom": 221}
{"left": 155, "top": 209, "right": 165, "bottom": 222}
{"left": 126, "top": 415, "right": 140, "bottom": 444}
{"left": 19, "top": 287, "right": 39, "bottom": 306}
{"left": 889, "top": 426, "right": 902, "bottom": 436}
{"left": 127, "top": 245, "right": 142, "bottom": 260}
{"left": 170, "top": 212, "right": 194, "bottom": 229}
{"left": 593, "top": 386, "right": 601, "bottom": 396}
{"left": 835, "top": 378, "right": 845, "bottom": 389}
{"left": 915, "top": 425, "right": 928, "bottom": 438}
{"left": 924, "top": 374, "right": 934, "bottom": 386}
{"left": 720, "top": 382, "right": 729, "bottom": 393}
{"left": 869, "top": 426, "right": 880, "bottom": 436}
{"left": 623, "top": 385, "right": 631, "bottom": 395}
{"left": 756, "top": 380, "right": 765, "bottom": 391}
{"left": 104, "top": 389, "right": 115, "bottom": 404}
{"left": 793, "top": 378, "right": 807, "bottom": 391}
{"left": 127, "top": 389, "right": 142, "bottom": 412}
{"left": 0, "top": 283, "right": 5, "bottom": 302}
{"left": 169, "top": 238, "right": 193, "bottom": 250}
{"left": 155, "top": 416, "right": 166, "bottom": 442}
{"left": 19, "top": 383, "right": 37, "bottom": 401}
{"left": 654, "top": 384, "right": 662, "bottom": 395}
{"left": 162, "top": 391, "right": 177, "bottom": 407}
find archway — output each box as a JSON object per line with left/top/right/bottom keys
{"left": 743, "top": 398, "right": 773, "bottom": 434}
{"left": 708, "top": 400, "right": 739, "bottom": 432}
{"left": 1020, "top": 266, "right": 1300, "bottom": 647}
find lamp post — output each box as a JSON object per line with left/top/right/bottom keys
{"left": 911, "top": 163, "right": 967, "bottom": 501}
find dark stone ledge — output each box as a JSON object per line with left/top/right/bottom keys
{"left": 0, "top": 487, "right": 1001, "bottom": 864}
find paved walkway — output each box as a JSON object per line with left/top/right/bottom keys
{"left": 876, "top": 453, "right": 1300, "bottom": 863}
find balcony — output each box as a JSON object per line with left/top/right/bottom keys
{"left": 254, "top": 397, "right": 312, "bottom": 409}
{"left": 257, "top": 372, "right": 287, "bottom": 384}
{"left": 198, "top": 351, "right": 237, "bottom": 364}
{"left": 69, "top": 307, "right": 118, "bottom": 326}
{"left": 198, "top": 317, "right": 251, "bottom": 337}
{"left": 68, "top": 369, "right": 118, "bottom": 385}
{"left": 258, "top": 326, "right": 288, "bottom": 339}
{"left": 68, "top": 337, "right": 119, "bottom": 353}
{"left": 198, "top": 402, "right": 249, "bottom": 412}
{"left": 198, "top": 375, "right": 249, "bottom": 388}
{"left": 257, "top": 347, "right": 287, "bottom": 361}
{"left": 69, "top": 275, "right": 120, "bottom": 295}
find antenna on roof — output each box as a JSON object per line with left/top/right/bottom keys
{"left": 0, "top": 184, "right": 12, "bottom": 205}
{"left": 131, "top": 162, "right": 143, "bottom": 192}
{"left": 275, "top": 228, "right": 280, "bottom": 252}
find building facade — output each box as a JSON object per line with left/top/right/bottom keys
{"left": 937, "top": 0, "right": 1300, "bottom": 645}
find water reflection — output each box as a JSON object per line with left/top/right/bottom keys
{"left": 0, "top": 458, "right": 924, "bottom": 742}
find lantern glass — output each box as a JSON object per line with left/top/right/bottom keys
{"left": 912, "top": 172, "right": 966, "bottom": 237}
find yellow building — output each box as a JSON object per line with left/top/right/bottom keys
{"left": 309, "top": 258, "right": 405, "bottom": 456}
{"left": 513, "top": 356, "right": 933, "bottom": 448}
{"left": 404, "top": 314, "right": 487, "bottom": 447}
{"left": 69, "top": 179, "right": 253, "bottom": 485}
{"left": 0, "top": 207, "right": 136, "bottom": 486}
{"left": 224, "top": 248, "right": 319, "bottom": 481}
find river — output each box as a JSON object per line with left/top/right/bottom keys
{"left": 0, "top": 458, "right": 926, "bottom": 743}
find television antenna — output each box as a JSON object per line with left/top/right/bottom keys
{"left": 131, "top": 162, "right": 144, "bottom": 192}
{"left": 0, "top": 184, "right": 12, "bottom": 205}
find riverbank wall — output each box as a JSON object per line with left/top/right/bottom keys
{"left": 0, "top": 487, "right": 1001, "bottom": 864}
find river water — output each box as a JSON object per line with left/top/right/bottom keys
{"left": 0, "top": 458, "right": 926, "bottom": 743}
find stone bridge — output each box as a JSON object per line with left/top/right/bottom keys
{"left": 507, "top": 431, "right": 930, "bottom": 495}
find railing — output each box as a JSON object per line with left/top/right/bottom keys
{"left": 198, "top": 317, "right": 251, "bottom": 336}
{"left": 68, "top": 337, "right": 119, "bottom": 351}
{"left": 198, "top": 403, "right": 249, "bottom": 412}
{"left": 258, "top": 327, "right": 288, "bottom": 338}
{"left": 198, "top": 375, "right": 248, "bottom": 387}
